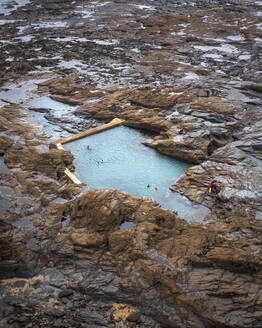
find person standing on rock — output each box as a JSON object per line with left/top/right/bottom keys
{"left": 209, "top": 180, "right": 217, "bottom": 194}
{"left": 179, "top": 128, "right": 186, "bottom": 135}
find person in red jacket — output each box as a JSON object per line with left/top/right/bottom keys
{"left": 209, "top": 180, "right": 217, "bottom": 193}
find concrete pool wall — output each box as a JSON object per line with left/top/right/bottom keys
{"left": 51, "top": 118, "right": 125, "bottom": 184}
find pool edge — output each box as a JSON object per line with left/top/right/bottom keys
{"left": 51, "top": 118, "right": 125, "bottom": 185}
{"left": 52, "top": 118, "right": 125, "bottom": 146}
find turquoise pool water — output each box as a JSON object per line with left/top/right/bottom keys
{"left": 63, "top": 126, "right": 210, "bottom": 221}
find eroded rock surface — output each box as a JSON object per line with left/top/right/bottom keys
{"left": 1, "top": 0, "right": 262, "bottom": 327}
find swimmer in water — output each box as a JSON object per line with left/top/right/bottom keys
{"left": 147, "top": 184, "right": 150, "bottom": 188}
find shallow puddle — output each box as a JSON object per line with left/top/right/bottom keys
{"left": 63, "top": 126, "right": 210, "bottom": 221}
{"left": 28, "top": 96, "right": 77, "bottom": 112}
{"left": 0, "top": 157, "right": 9, "bottom": 174}
{"left": 0, "top": 0, "right": 31, "bottom": 15}
{"left": 194, "top": 44, "right": 238, "bottom": 54}
{"left": 0, "top": 81, "right": 37, "bottom": 104}
{"left": 120, "top": 221, "right": 136, "bottom": 230}
{"left": 26, "top": 96, "right": 80, "bottom": 140}
{"left": 0, "top": 185, "right": 12, "bottom": 216}
{"left": 0, "top": 198, "right": 10, "bottom": 216}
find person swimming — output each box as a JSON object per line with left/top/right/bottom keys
{"left": 147, "top": 184, "right": 150, "bottom": 188}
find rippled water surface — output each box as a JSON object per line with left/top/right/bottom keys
{"left": 63, "top": 126, "right": 210, "bottom": 221}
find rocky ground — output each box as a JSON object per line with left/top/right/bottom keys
{"left": 1, "top": 0, "right": 262, "bottom": 327}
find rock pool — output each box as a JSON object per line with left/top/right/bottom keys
{"left": 63, "top": 126, "right": 210, "bottom": 221}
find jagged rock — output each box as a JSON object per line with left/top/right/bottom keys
{"left": 172, "top": 160, "right": 262, "bottom": 209}
{"left": 241, "top": 82, "right": 262, "bottom": 93}
{"left": 28, "top": 107, "right": 50, "bottom": 113}
{"left": 58, "top": 289, "right": 74, "bottom": 298}
{"left": 126, "top": 311, "right": 141, "bottom": 322}
{"left": 10, "top": 61, "right": 34, "bottom": 73}
{"left": 71, "top": 230, "right": 106, "bottom": 248}
{"left": 50, "top": 95, "right": 83, "bottom": 106}
{"left": 191, "top": 246, "right": 261, "bottom": 272}
{"left": 50, "top": 309, "right": 64, "bottom": 318}
{"left": 0, "top": 116, "right": 10, "bottom": 131}
{"left": 38, "top": 75, "right": 104, "bottom": 103}
{"left": 5, "top": 144, "right": 73, "bottom": 178}
{"left": 77, "top": 310, "right": 107, "bottom": 326}
{"left": 1, "top": 1, "right": 262, "bottom": 327}
{"left": 16, "top": 171, "right": 60, "bottom": 197}
{"left": 0, "top": 136, "right": 12, "bottom": 155}
{"left": 144, "top": 131, "right": 210, "bottom": 163}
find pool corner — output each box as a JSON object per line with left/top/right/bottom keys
{"left": 51, "top": 117, "right": 125, "bottom": 185}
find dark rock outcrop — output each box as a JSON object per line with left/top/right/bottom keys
{"left": 1, "top": 0, "right": 262, "bottom": 327}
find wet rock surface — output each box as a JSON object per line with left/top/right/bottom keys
{"left": 1, "top": 0, "right": 262, "bottom": 327}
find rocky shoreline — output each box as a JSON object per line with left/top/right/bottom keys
{"left": 1, "top": 0, "right": 262, "bottom": 327}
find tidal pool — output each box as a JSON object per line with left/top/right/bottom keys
{"left": 28, "top": 96, "right": 77, "bottom": 113}
{"left": 26, "top": 96, "right": 82, "bottom": 141}
{"left": 63, "top": 126, "right": 210, "bottom": 221}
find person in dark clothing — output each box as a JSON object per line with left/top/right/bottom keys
{"left": 179, "top": 128, "right": 186, "bottom": 135}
